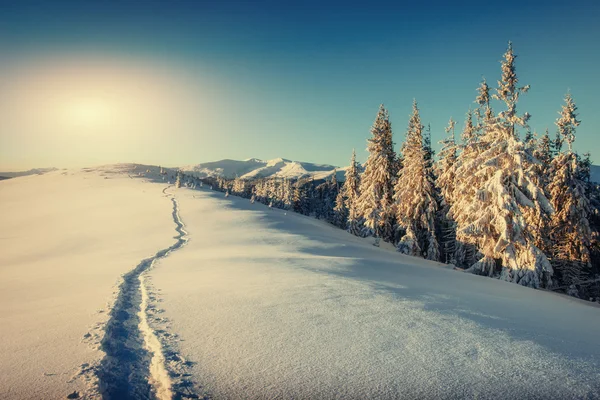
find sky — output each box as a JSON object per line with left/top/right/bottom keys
{"left": 0, "top": 0, "right": 599, "bottom": 170}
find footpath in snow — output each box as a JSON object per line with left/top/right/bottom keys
{"left": 151, "top": 187, "right": 600, "bottom": 400}
{"left": 0, "top": 167, "right": 176, "bottom": 399}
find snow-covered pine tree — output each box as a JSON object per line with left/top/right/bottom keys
{"left": 437, "top": 118, "right": 458, "bottom": 205}
{"left": 356, "top": 104, "right": 397, "bottom": 242}
{"left": 525, "top": 128, "right": 555, "bottom": 254}
{"left": 534, "top": 129, "right": 553, "bottom": 174}
{"left": 393, "top": 100, "right": 440, "bottom": 261}
{"left": 493, "top": 41, "right": 531, "bottom": 137}
{"left": 452, "top": 121, "right": 554, "bottom": 287}
{"left": 436, "top": 118, "right": 462, "bottom": 264}
{"left": 175, "top": 172, "right": 182, "bottom": 188}
{"left": 556, "top": 93, "right": 580, "bottom": 153}
{"left": 332, "top": 189, "right": 348, "bottom": 229}
{"left": 283, "top": 178, "right": 294, "bottom": 210}
{"left": 548, "top": 93, "right": 592, "bottom": 294}
{"left": 326, "top": 172, "right": 340, "bottom": 223}
{"left": 343, "top": 149, "right": 363, "bottom": 236}
{"left": 451, "top": 43, "right": 553, "bottom": 288}
{"left": 475, "top": 78, "right": 494, "bottom": 132}
{"left": 292, "top": 178, "right": 312, "bottom": 216}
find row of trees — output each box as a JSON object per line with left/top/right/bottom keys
{"left": 187, "top": 42, "right": 600, "bottom": 300}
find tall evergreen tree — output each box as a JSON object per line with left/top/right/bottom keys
{"left": 344, "top": 149, "right": 363, "bottom": 236}
{"left": 475, "top": 78, "right": 494, "bottom": 130}
{"left": 548, "top": 93, "right": 592, "bottom": 294}
{"left": 357, "top": 104, "right": 397, "bottom": 242}
{"left": 437, "top": 118, "right": 462, "bottom": 264}
{"left": 394, "top": 100, "right": 440, "bottom": 261}
{"left": 493, "top": 41, "right": 531, "bottom": 136}
{"left": 333, "top": 189, "right": 348, "bottom": 229}
{"left": 556, "top": 92, "right": 580, "bottom": 152}
{"left": 451, "top": 44, "right": 553, "bottom": 287}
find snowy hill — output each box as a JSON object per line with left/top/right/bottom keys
{"left": 1, "top": 166, "right": 600, "bottom": 399}
{"left": 181, "top": 158, "right": 346, "bottom": 181}
{"left": 0, "top": 167, "right": 58, "bottom": 179}
{"left": 591, "top": 164, "right": 600, "bottom": 183}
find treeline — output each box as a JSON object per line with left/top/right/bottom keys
{"left": 178, "top": 42, "right": 600, "bottom": 301}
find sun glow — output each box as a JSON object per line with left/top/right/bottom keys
{"left": 0, "top": 54, "right": 215, "bottom": 168}
{"left": 63, "top": 98, "right": 112, "bottom": 130}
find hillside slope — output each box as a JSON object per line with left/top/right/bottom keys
{"left": 150, "top": 186, "right": 600, "bottom": 399}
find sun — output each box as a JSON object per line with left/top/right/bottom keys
{"left": 63, "top": 98, "right": 111, "bottom": 130}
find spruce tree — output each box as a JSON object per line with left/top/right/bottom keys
{"left": 493, "top": 41, "right": 531, "bottom": 136}
{"left": 475, "top": 78, "right": 494, "bottom": 132}
{"left": 548, "top": 93, "right": 592, "bottom": 294}
{"left": 344, "top": 150, "right": 363, "bottom": 236}
{"left": 356, "top": 104, "right": 397, "bottom": 242}
{"left": 437, "top": 118, "right": 462, "bottom": 264}
{"left": 452, "top": 45, "right": 552, "bottom": 287}
{"left": 333, "top": 190, "right": 348, "bottom": 229}
{"left": 394, "top": 100, "right": 440, "bottom": 261}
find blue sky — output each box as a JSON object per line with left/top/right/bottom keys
{"left": 1, "top": 0, "right": 599, "bottom": 169}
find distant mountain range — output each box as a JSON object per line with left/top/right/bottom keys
{"left": 0, "top": 167, "right": 58, "bottom": 180}
{"left": 180, "top": 158, "right": 350, "bottom": 181}
{"left": 182, "top": 158, "right": 600, "bottom": 185}
{"left": 1, "top": 162, "right": 598, "bottom": 184}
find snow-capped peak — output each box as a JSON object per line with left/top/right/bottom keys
{"left": 181, "top": 157, "right": 342, "bottom": 181}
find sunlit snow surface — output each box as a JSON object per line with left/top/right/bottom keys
{"left": 154, "top": 188, "right": 600, "bottom": 399}
{"left": 0, "top": 165, "right": 599, "bottom": 399}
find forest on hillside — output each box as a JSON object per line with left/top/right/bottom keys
{"left": 174, "top": 42, "right": 600, "bottom": 302}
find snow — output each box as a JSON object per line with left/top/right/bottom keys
{"left": 1, "top": 166, "right": 600, "bottom": 399}
{"left": 151, "top": 187, "right": 600, "bottom": 399}
{"left": 0, "top": 167, "right": 175, "bottom": 399}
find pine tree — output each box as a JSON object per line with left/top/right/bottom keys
{"left": 175, "top": 172, "right": 182, "bottom": 188}
{"left": 333, "top": 189, "right": 348, "bottom": 229}
{"left": 548, "top": 93, "right": 592, "bottom": 294}
{"left": 535, "top": 129, "right": 553, "bottom": 169}
{"left": 461, "top": 109, "right": 477, "bottom": 145}
{"left": 452, "top": 122, "right": 554, "bottom": 287}
{"left": 437, "top": 118, "right": 458, "bottom": 205}
{"left": 344, "top": 149, "right": 363, "bottom": 237}
{"left": 475, "top": 78, "right": 494, "bottom": 131}
{"left": 556, "top": 93, "right": 580, "bottom": 152}
{"left": 437, "top": 118, "right": 462, "bottom": 264}
{"left": 548, "top": 153, "right": 592, "bottom": 293}
{"left": 451, "top": 44, "right": 552, "bottom": 288}
{"left": 493, "top": 41, "right": 531, "bottom": 136}
{"left": 356, "top": 105, "right": 397, "bottom": 242}
{"left": 394, "top": 100, "right": 440, "bottom": 261}
{"left": 283, "top": 178, "right": 294, "bottom": 209}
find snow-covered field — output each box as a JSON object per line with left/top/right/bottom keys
{"left": 1, "top": 166, "right": 600, "bottom": 399}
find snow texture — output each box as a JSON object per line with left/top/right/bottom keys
{"left": 153, "top": 186, "right": 600, "bottom": 399}
{"left": 1, "top": 165, "right": 600, "bottom": 399}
